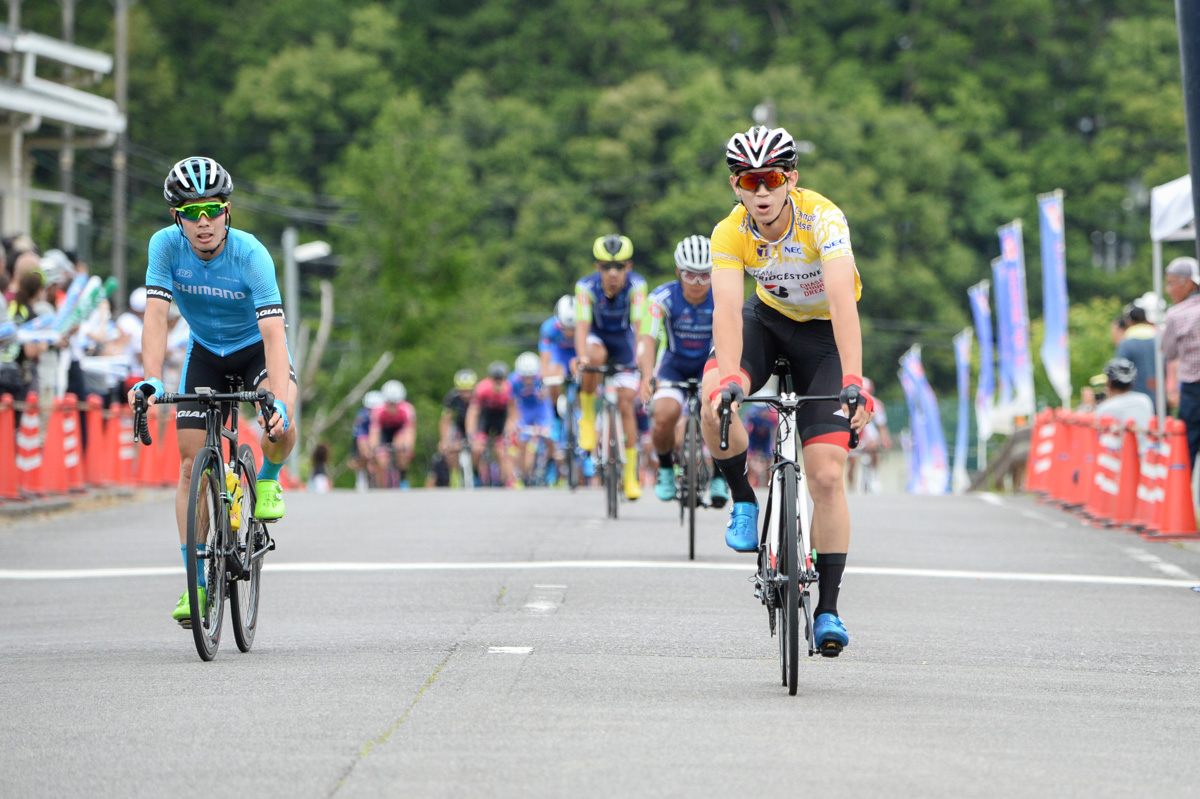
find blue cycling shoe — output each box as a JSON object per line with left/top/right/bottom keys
{"left": 724, "top": 501, "right": 759, "bottom": 552}
{"left": 814, "top": 613, "right": 849, "bottom": 657}
{"left": 709, "top": 475, "right": 729, "bottom": 508}
{"left": 654, "top": 467, "right": 676, "bottom": 501}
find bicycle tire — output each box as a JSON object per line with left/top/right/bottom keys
{"left": 565, "top": 397, "right": 579, "bottom": 491}
{"left": 607, "top": 406, "right": 620, "bottom": 518}
{"left": 186, "top": 448, "right": 227, "bottom": 662}
{"left": 685, "top": 412, "right": 700, "bottom": 561}
{"left": 779, "top": 462, "right": 800, "bottom": 695}
{"left": 230, "top": 445, "right": 262, "bottom": 653}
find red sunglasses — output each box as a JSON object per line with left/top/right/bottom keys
{"left": 735, "top": 171, "right": 789, "bottom": 192}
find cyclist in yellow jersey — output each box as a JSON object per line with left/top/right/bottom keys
{"left": 700, "top": 125, "right": 875, "bottom": 657}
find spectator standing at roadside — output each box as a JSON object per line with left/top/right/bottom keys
{"left": 1161, "top": 256, "right": 1200, "bottom": 467}
{"left": 1094, "top": 358, "right": 1154, "bottom": 453}
{"left": 1116, "top": 304, "right": 1155, "bottom": 400}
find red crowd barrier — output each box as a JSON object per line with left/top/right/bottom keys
{"left": 1, "top": 393, "right": 297, "bottom": 504}
{"left": 1032, "top": 408, "right": 1198, "bottom": 541}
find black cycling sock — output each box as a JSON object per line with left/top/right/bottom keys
{"left": 713, "top": 452, "right": 756, "bottom": 504}
{"left": 657, "top": 451, "right": 674, "bottom": 470}
{"left": 814, "top": 553, "right": 847, "bottom": 618}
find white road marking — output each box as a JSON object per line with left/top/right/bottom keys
{"left": 488, "top": 646, "right": 532, "bottom": 655}
{"left": 1122, "top": 547, "right": 1199, "bottom": 581}
{"left": 0, "top": 561, "right": 1197, "bottom": 589}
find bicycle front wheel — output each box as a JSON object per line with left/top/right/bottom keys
{"left": 230, "top": 445, "right": 263, "bottom": 653}
{"left": 186, "top": 448, "right": 227, "bottom": 662}
{"left": 684, "top": 412, "right": 701, "bottom": 561}
{"left": 778, "top": 463, "right": 800, "bottom": 695}
{"left": 605, "top": 407, "right": 620, "bottom": 519}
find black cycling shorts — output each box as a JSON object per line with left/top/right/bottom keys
{"left": 176, "top": 339, "right": 297, "bottom": 431}
{"left": 479, "top": 408, "right": 507, "bottom": 438}
{"left": 713, "top": 295, "right": 850, "bottom": 447}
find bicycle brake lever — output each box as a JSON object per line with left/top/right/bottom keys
{"left": 847, "top": 395, "right": 860, "bottom": 450}
{"left": 133, "top": 390, "right": 153, "bottom": 445}
{"left": 718, "top": 401, "right": 731, "bottom": 452}
{"left": 259, "top": 390, "right": 279, "bottom": 443}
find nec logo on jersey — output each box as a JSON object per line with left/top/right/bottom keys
{"left": 783, "top": 245, "right": 804, "bottom": 256}
{"left": 821, "top": 237, "right": 847, "bottom": 254}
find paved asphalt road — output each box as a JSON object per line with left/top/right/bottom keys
{"left": 2, "top": 486, "right": 1200, "bottom": 798}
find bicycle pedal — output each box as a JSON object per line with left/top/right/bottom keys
{"left": 267, "top": 538, "right": 276, "bottom": 551}
{"left": 819, "top": 642, "right": 843, "bottom": 658}
{"left": 177, "top": 619, "right": 192, "bottom": 630}
{"left": 710, "top": 497, "right": 727, "bottom": 509}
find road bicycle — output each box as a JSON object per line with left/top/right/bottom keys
{"left": 657, "top": 377, "right": 714, "bottom": 560}
{"left": 134, "top": 381, "right": 279, "bottom": 662}
{"left": 581, "top": 363, "right": 636, "bottom": 519}
{"left": 545, "top": 374, "right": 582, "bottom": 490}
{"left": 719, "top": 358, "right": 859, "bottom": 695}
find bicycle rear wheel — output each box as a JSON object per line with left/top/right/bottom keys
{"left": 186, "top": 448, "right": 227, "bottom": 661}
{"left": 230, "top": 445, "right": 263, "bottom": 653}
{"left": 684, "top": 412, "right": 701, "bottom": 561}
{"left": 778, "top": 463, "right": 800, "bottom": 695}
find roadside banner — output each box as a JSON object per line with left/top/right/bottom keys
{"left": 899, "top": 345, "right": 949, "bottom": 494}
{"left": 952, "top": 328, "right": 973, "bottom": 493}
{"left": 997, "top": 220, "right": 1036, "bottom": 419}
{"left": 967, "top": 280, "right": 995, "bottom": 442}
{"left": 1038, "top": 190, "right": 1072, "bottom": 405}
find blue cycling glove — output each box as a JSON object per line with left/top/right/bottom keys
{"left": 264, "top": 400, "right": 289, "bottom": 433}
{"left": 133, "top": 377, "right": 164, "bottom": 398}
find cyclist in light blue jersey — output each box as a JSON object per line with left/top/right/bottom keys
{"left": 128, "top": 156, "right": 297, "bottom": 624}
{"left": 637, "top": 235, "right": 727, "bottom": 505}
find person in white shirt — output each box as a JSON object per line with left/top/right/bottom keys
{"left": 1094, "top": 357, "right": 1153, "bottom": 454}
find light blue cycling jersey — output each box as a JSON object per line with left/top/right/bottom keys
{"left": 145, "top": 226, "right": 285, "bottom": 356}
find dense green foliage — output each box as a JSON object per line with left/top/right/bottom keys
{"left": 24, "top": 0, "right": 1190, "bottom": 480}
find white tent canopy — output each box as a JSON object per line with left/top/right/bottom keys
{"left": 1149, "top": 174, "right": 1198, "bottom": 423}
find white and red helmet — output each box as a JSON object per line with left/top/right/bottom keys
{"left": 725, "top": 126, "right": 798, "bottom": 172}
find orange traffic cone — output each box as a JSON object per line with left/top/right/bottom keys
{"left": 137, "top": 404, "right": 161, "bottom": 487}
{"left": 1142, "top": 418, "right": 1199, "bottom": 541}
{"left": 16, "top": 392, "right": 43, "bottom": 496}
{"left": 1131, "top": 418, "right": 1161, "bottom": 532}
{"left": 1111, "top": 420, "right": 1142, "bottom": 528}
{"left": 0, "top": 393, "right": 19, "bottom": 500}
{"left": 1027, "top": 409, "right": 1055, "bottom": 496}
{"left": 159, "top": 409, "right": 181, "bottom": 487}
{"left": 108, "top": 403, "right": 135, "bottom": 486}
{"left": 1067, "top": 413, "right": 1096, "bottom": 511}
{"left": 40, "top": 397, "right": 70, "bottom": 495}
{"left": 62, "top": 394, "right": 85, "bottom": 491}
{"left": 1085, "top": 415, "right": 1120, "bottom": 523}
{"left": 84, "top": 395, "right": 109, "bottom": 486}
{"left": 1048, "top": 409, "right": 1074, "bottom": 504}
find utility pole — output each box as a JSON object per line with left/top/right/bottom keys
{"left": 112, "top": 0, "right": 129, "bottom": 306}
{"left": 1179, "top": 0, "right": 1200, "bottom": 262}
{"left": 61, "top": 0, "right": 76, "bottom": 252}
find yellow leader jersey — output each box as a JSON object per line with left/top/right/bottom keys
{"left": 711, "top": 188, "right": 861, "bottom": 322}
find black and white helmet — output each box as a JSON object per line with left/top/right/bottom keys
{"left": 725, "top": 125, "right": 798, "bottom": 172}
{"left": 673, "top": 235, "right": 712, "bottom": 273}
{"left": 163, "top": 156, "right": 234, "bottom": 206}
{"left": 1103, "top": 358, "right": 1137, "bottom": 387}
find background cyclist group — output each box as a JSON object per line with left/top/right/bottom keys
{"left": 130, "top": 124, "right": 877, "bottom": 656}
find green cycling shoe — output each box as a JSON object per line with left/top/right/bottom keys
{"left": 172, "top": 587, "right": 207, "bottom": 623}
{"left": 255, "top": 479, "right": 285, "bottom": 521}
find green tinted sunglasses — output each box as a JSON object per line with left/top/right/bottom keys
{"left": 174, "top": 201, "right": 229, "bottom": 221}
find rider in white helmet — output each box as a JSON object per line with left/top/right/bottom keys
{"left": 510, "top": 351, "right": 555, "bottom": 485}
{"left": 368, "top": 379, "right": 417, "bottom": 488}
{"left": 538, "top": 295, "right": 578, "bottom": 413}
{"left": 636, "top": 235, "right": 727, "bottom": 506}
